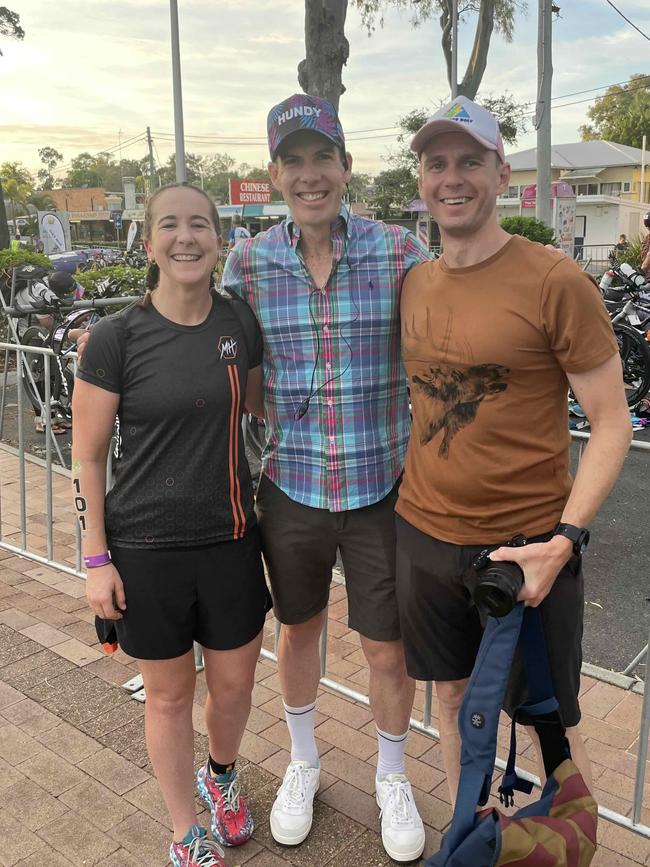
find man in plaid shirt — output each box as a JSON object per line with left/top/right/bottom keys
{"left": 223, "top": 94, "right": 429, "bottom": 862}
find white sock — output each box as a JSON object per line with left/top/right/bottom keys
{"left": 376, "top": 727, "right": 408, "bottom": 779}
{"left": 283, "top": 701, "right": 319, "bottom": 768}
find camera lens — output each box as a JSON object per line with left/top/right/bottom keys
{"left": 473, "top": 561, "right": 524, "bottom": 618}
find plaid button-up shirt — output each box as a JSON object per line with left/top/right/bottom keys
{"left": 223, "top": 211, "right": 430, "bottom": 511}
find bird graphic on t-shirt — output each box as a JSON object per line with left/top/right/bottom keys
{"left": 412, "top": 363, "right": 509, "bottom": 458}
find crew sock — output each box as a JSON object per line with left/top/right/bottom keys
{"left": 376, "top": 726, "right": 408, "bottom": 780}
{"left": 283, "top": 701, "right": 319, "bottom": 767}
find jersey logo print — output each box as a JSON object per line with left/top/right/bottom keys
{"left": 218, "top": 336, "right": 238, "bottom": 360}
{"left": 412, "top": 363, "right": 509, "bottom": 459}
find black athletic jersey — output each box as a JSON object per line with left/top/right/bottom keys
{"left": 76, "top": 293, "right": 262, "bottom": 548}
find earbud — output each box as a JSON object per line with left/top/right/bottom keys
{"left": 294, "top": 399, "right": 310, "bottom": 420}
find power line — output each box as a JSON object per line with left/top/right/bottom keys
{"left": 150, "top": 124, "right": 401, "bottom": 143}
{"left": 151, "top": 76, "right": 650, "bottom": 147}
{"left": 522, "top": 74, "right": 650, "bottom": 107}
{"left": 52, "top": 133, "right": 147, "bottom": 175}
{"left": 604, "top": 0, "right": 650, "bottom": 41}
{"left": 522, "top": 79, "right": 650, "bottom": 117}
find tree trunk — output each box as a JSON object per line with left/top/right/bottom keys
{"left": 439, "top": 1, "right": 453, "bottom": 92}
{"left": 298, "top": 0, "right": 349, "bottom": 111}
{"left": 0, "top": 181, "right": 11, "bottom": 249}
{"left": 458, "top": 0, "right": 495, "bottom": 99}
{"left": 438, "top": 0, "right": 496, "bottom": 99}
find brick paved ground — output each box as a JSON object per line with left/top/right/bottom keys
{"left": 1, "top": 448, "right": 650, "bottom": 865}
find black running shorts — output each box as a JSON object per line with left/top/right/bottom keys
{"left": 255, "top": 475, "right": 402, "bottom": 642}
{"left": 110, "top": 527, "right": 272, "bottom": 660}
{"left": 395, "top": 515, "right": 584, "bottom": 727}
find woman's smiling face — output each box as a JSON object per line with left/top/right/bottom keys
{"left": 144, "top": 186, "right": 221, "bottom": 290}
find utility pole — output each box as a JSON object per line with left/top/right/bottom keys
{"left": 146, "top": 127, "right": 156, "bottom": 194}
{"left": 535, "top": 0, "right": 553, "bottom": 227}
{"left": 451, "top": 0, "right": 458, "bottom": 98}
{"left": 169, "top": 0, "right": 187, "bottom": 183}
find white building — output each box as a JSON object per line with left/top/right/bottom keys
{"left": 498, "top": 141, "right": 649, "bottom": 251}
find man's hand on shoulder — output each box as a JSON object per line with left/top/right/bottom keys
{"left": 489, "top": 535, "right": 573, "bottom": 608}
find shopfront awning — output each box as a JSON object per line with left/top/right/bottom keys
{"left": 560, "top": 168, "right": 606, "bottom": 181}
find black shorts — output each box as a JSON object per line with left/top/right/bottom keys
{"left": 395, "top": 515, "right": 584, "bottom": 727}
{"left": 255, "top": 474, "right": 401, "bottom": 642}
{"left": 110, "top": 527, "right": 272, "bottom": 660}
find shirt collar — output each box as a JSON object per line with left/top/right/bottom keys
{"left": 286, "top": 204, "right": 351, "bottom": 248}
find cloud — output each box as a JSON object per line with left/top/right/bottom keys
{"left": 4, "top": 0, "right": 648, "bottom": 177}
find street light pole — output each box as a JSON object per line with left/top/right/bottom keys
{"left": 535, "top": 0, "right": 553, "bottom": 227}
{"left": 451, "top": 0, "right": 458, "bottom": 98}
{"left": 169, "top": 0, "right": 187, "bottom": 183}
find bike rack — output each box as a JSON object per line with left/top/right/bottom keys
{"left": 1, "top": 282, "right": 140, "bottom": 468}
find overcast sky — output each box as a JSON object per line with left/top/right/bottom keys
{"left": 3, "top": 0, "right": 649, "bottom": 181}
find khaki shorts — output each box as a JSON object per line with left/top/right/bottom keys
{"left": 255, "top": 475, "right": 402, "bottom": 642}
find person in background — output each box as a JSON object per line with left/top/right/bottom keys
{"left": 228, "top": 214, "right": 251, "bottom": 250}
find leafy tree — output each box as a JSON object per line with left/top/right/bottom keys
{"left": 158, "top": 152, "right": 207, "bottom": 189}
{"left": 37, "top": 146, "right": 63, "bottom": 189}
{"left": 347, "top": 172, "right": 373, "bottom": 202}
{"left": 500, "top": 215, "right": 555, "bottom": 245}
{"left": 579, "top": 74, "right": 650, "bottom": 149}
{"left": 0, "top": 161, "right": 34, "bottom": 219}
{"left": 61, "top": 152, "right": 146, "bottom": 191}
{"left": 28, "top": 192, "right": 56, "bottom": 211}
{"left": 0, "top": 6, "right": 24, "bottom": 55}
{"left": 372, "top": 166, "right": 418, "bottom": 218}
{"left": 62, "top": 153, "right": 104, "bottom": 188}
{"left": 0, "top": 7, "right": 24, "bottom": 248}
{"left": 353, "top": 0, "right": 525, "bottom": 99}
{"left": 300, "top": 0, "right": 349, "bottom": 110}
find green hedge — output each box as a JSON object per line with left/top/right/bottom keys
{"left": 0, "top": 248, "right": 53, "bottom": 272}
{"left": 74, "top": 265, "right": 146, "bottom": 297}
{"left": 500, "top": 216, "right": 556, "bottom": 246}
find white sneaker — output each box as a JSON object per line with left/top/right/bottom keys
{"left": 376, "top": 774, "right": 425, "bottom": 862}
{"left": 270, "top": 760, "right": 320, "bottom": 846}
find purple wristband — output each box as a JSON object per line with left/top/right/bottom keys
{"left": 84, "top": 552, "right": 112, "bottom": 569}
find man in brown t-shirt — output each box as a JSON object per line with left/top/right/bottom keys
{"left": 395, "top": 96, "right": 632, "bottom": 803}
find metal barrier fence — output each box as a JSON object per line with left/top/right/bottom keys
{"left": 0, "top": 367, "right": 648, "bottom": 840}
{"left": 573, "top": 244, "right": 619, "bottom": 276}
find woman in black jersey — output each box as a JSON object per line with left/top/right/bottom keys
{"left": 72, "top": 184, "right": 271, "bottom": 867}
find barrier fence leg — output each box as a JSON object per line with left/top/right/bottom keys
{"left": 632, "top": 628, "right": 650, "bottom": 825}
{"left": 194, "top": 641, "right": 205, "bottom": 673}
{"left": 0, "top": 349, "right": 9, "bottom": 439}
{"left": 624, "top": 644, "right": 649, "bottom": 677}
{"left": 319, "top": 615, "right": 328, "bottom": 679}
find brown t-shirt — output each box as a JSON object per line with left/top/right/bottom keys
{"left": 396, "top": 235, "right": 618, "bottom": 544}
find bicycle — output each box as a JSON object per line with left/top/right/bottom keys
{"left": 599, "top": 263, "right": 650, "bottom": 407}
{"left": 3, "top": 267, "right": 135, "bottom": 428}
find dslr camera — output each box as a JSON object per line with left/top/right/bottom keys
{"left": 472, "top": 533, "right": 528, "bottom": 618}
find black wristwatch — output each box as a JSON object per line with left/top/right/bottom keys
{"left": 553, "top": 523, "right": 590, "bottom": 556}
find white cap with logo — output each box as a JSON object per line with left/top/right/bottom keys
{"left": 410, "top": 96, "right": 506, "bottom": 162}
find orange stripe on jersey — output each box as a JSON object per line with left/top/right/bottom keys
{"left": 227, "top": 365, "right": 246, "bottom": 539}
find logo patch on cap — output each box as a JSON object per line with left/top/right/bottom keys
{"left": 445, "top": 103, "right": 472, "bottom": 123}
